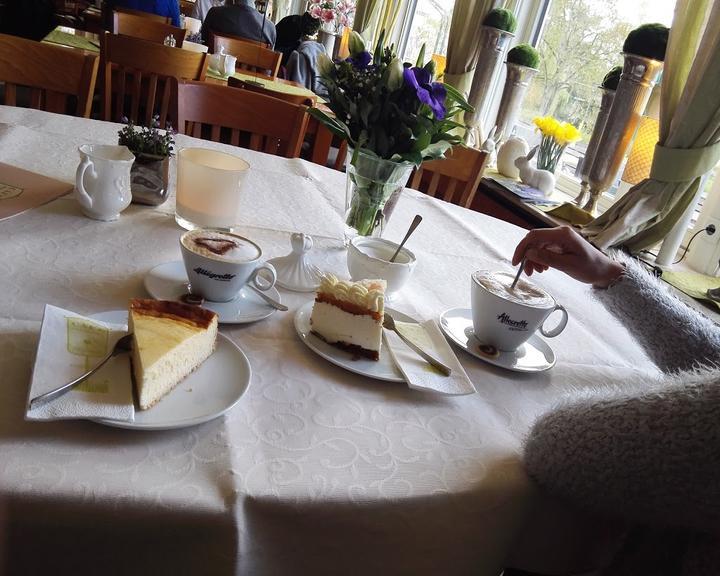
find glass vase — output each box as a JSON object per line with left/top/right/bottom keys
{"left": 130, "top": 153, "right": 170, "bottom": 206}
{"left": 344, "top": 149, "right": 414, "bottom": 245}
{"left": 536, "top": 138, "right": 566, "bottom": 174}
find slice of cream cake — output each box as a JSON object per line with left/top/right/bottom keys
{"left": 310, "top": 274, "right": 386, "bottom": 360}
{"left": 128, "top": 299, "right": 218, "bottom": 410}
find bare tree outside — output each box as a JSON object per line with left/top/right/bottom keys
{"left": 402, "top": 0, "right": 456, "bottom": 64}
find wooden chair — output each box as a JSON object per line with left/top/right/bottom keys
{"left": 112, "top": 11, "right": 186, "bottom": 47}
{"left": 114, "top": 6, "right": 171, "bottom": 24}
{"left": 0, "top": 33, "right": 99, "bottom": 117}
{"left": 209, "top": 30, "right": 271, "bottom": 51}
{"left": 102, "top": 32, "right": 207, "bottom": 127}
{"left": 210, "top": 32, "right": 280, "bottom": 78}
{"left": 176, "top": 80, "right": 308, "bottom": 158}
{"left": 407, "top": 146, "right": 489, "bottom": 208}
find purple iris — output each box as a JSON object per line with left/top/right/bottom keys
{"left": 346, "top": 51, "right": 372, "bottom": 70}
{"left": 403, "top": 67, "right": 447, "bottom": 119}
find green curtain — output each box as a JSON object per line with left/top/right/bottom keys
{"left": 584, "top": 0, "right": 720, "bottom": 251}
{"left": 353, "top": 0, "right": 379, "bottom": 37}
{"left": 444, "top": 0, "right": 496, "bottom": 95}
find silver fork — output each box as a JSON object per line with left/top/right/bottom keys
{"left": 29, "top": 333, "right": 134, "bottom": 410}
{"left": 382, "top": 315, "right": 452, "bottom": 376}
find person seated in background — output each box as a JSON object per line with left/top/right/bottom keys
{"left": 105, "top": 0, "right": 181, "bottom": 27}
{"left": 282, "top": 14, "right": 327, "bottom": 99}
{"left": 193, "top": 0, "right": 225, "bottom": 22}
{"left": 275, "top": 11, "right": 321, "bottom": 67}
{"left": 201, "top": 0, "right": 276, "bottom": 48}
{"left": 513, "top": 226, "right": 720, "bottom": 575}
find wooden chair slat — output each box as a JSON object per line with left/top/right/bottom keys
{"left": 176, "top": 80, "right": 308, "bottom": 158}
{"left": 210, "top": 33, "right": 281, "bottom": 78}
{"left": 427, "top": 172, "right": 441, "bottom": 197}
{"left": 0, "top": 33, "right": 98, "bottom": 117}
{"left": 443, "top": 179, "right": 458, "bottom": 204}
{"left": 113, "top": 11, "right": 186, "bottom": 47}
{"left": 130, "top": 70, "right": 142, "bottom": 123}
{"left": 230, "top": 129, "right": 240, "bottom": 147}
{"left": 410, "top": 168, "right": 423, "bottom": 190}
{"left": 145, "top": 75, "right": 159, "bottom": 126}
{"left": 210, "top": 125, "right": 221, "bottom": 142}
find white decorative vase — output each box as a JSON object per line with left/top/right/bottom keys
{"left": 497, "top": 136, "right": 529, "bottom": 179}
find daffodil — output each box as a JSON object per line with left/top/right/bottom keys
{"left": 532, "top": 116, "right": 581, "bottom": 172}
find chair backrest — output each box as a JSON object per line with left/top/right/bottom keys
{"left": 102, "top": 32, "right": 207, "bottom": 127}
{"left": 112, "top": 11, "right": 186, "bottom": 47}
{"left": 176, "top": 80, "right": 308, "bottom": 158}
{"left": 210, "top": 32, "right": 280, "bottom": 78}
{"left": 209, "top": 30, "right": 271, "bottom": 50}
{"left": 0, "top": 33, "right": 99, "bottom": 117}
{"left": 408, "top": 146, "right": 489, "bottom": 208}
{"left": 226, "top": 76, "right": 314, "bottom": 106}
{"left": 114, "top": 6, "right": 172, "bottom": 24}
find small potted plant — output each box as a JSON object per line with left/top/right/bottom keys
{"left": 118, "top": 116, "right": 175, "bottom": 206}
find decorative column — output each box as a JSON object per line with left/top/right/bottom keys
{"left": 584, "top": 53, "right": 663, "bottom": 213}
{"left": 464, "top": 26, "right": 514, "bottom": 145}
{"left": 494, "top": 62, "right": 538, "bottom": 142}
{"left": 574, "top": 87, "right": 616, "bottom": 207}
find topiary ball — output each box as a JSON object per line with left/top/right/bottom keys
{"left": 507, "top": 44, "right": 540, "bottom": 69}
{"left": 623, "top": 23, "right": 669, "bottom": 61}
{"left": 601, "top": 66, "right": 622, "bottom": 90}
{"left": 483, "top": 8, "right": 517, "bottom": 33}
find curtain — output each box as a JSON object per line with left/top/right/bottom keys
{"left": 353, "top": 0, "right": 379, "bottom": 37}
{"left": 444, "top": 0, "right": 496, "bottom": 95}
{"left": 584, "top": 0, "right": 720, "bottom": 251}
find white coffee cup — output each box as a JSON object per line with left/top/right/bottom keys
{"left": 75, "top": 144, "right": 135, "bottom": 221}
{"left": 471, "top": 270, "right": 568, "bottom": 352}
{"left": 180, "top": 229, "right": 277, "bottom": 302}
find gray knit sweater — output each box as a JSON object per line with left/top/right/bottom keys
{"left": 523, "top": 257, "right": 720, "bottom": 573}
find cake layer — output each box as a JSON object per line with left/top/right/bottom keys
{"left": 310, "top": 301, "right": 382, "bottom": 354}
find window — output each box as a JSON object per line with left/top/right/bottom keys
{"left": 399, "top": 0, "right": 456, "bottom": 64}
{"left": 512, "top": 0, "right": 675, "bottom": 203}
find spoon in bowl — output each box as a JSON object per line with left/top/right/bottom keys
{"left": 390, "top": 214, "right": 422, "bottom": 263}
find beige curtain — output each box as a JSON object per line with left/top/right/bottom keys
{"left": 444, "top": 0, "right": 496, "bottom": 95}
{"left": 353, "top": 0, "right": 379, "bottom": 37}
{"left": 585, "top": 0, "right": 720, "bottom": 251}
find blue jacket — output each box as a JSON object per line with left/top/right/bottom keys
{"left": 111, "top": 0, "right": 181, "bottom": 27}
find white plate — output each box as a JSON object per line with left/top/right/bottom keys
{"left": 294, "top": 301, "right": 417, "bottom": 383}
{"left": 439, "top": 308, "right": 555, "bottom": 372}
{"left": 144, "top": 261, "right": 280, "bottom": 324}
{"left": 89, "top": 311, "right": 251, "bottom": 430}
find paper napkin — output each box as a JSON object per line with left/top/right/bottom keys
{"left": 384, "top": 319, "right": 476, "bottom": 396}
{"left": 26, "top": 305, "right": 135, "bottom": 422}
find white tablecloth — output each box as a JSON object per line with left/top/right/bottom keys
{"left": 0, "top": 106, "right": 657, "bottom": 575}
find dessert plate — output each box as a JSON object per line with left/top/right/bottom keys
{"left": 439, "top": 308, "right": 555, "bottom": 372}
{"left": 88, "top": 311, "right": 251, "bottom": 430}
{"left": 144, "top": 261, "right": 280, "bottom": 324}
{"left": 294, "top": 301, "right": 416, "bottom": 383}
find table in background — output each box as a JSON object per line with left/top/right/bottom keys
{"left": 0, "top": 105, "right": 657, "bottom": 575}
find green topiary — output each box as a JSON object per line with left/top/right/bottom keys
{"left": 507, "top": 43, "right": 540, "bottom": 69}
{"left": 483, "top": 8, "right": 517, "bottom": 33}
{"left": 623, "top": 23, "right": 669, "bottom": 61}
{"left": 601, "top": 66, "right": 622, "bottom": 90}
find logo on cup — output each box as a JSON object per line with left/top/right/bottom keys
{"left": 193, "top": 267, "right": 236, "bottom": 282}
{"left": 497, "top": 312, "right": 528, "bottom": 331}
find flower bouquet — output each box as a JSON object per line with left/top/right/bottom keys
{"left": 118, "top": 116, "right": 175, "bottom": 206}
{"left": 532, "top": 116, "right": 581, "bottom": 174}
{"left": 308, "top": 0, "right": 355, "bottom": 34}
{"left": 309, "top": 31, "right": 472, "bottom": 239}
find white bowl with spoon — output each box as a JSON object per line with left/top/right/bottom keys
{"left": 347, "top": 237, "right": 417, "bottom": 297}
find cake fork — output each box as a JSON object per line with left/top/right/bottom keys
{"left": 29, "top": 333, "right": 134, "bottom": 410}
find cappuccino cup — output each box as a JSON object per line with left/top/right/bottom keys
{"left": 180, "top": 229, "right": 276, "bottom": 302}
{"left": 471, "top": 271, "right": 568, "bottom": 352}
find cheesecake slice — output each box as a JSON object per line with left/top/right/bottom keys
{"left": 310, "top": 274, "right": 386, "bottom": 360}
{"left": 128, "top": 299, "right": 218, "bottom": 410}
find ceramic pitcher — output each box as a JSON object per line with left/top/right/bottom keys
{"left": 75, "top": 144, "right": 135, "bottom": 221}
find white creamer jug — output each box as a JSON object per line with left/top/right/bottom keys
{"left": 75, "top": 144, "right": 135, "bottom": 221}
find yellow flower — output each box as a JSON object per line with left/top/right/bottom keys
{"left": 555, "top": 122, "right": 582, "bottom": 145}
{"left": 532, "top": 115, "right": 561, "bottom": 138}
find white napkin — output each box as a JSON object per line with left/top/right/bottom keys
{"left": 384, "top": 319, "right": 476, "bottom": 396}
{"left": 26, "top": 305, "right": 135, "bottom": 422}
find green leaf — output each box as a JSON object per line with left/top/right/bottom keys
{"left": 415, "top": 44, "right": 426, "bottom": 68}
{"left": 374, "top": 30, "right": 386, "bottom": 65}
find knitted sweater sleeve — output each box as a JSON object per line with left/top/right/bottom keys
{"left": 594, "top": 255, "right": 720, "bottom": 373}
{"left": 524, "top": 257, "right": 720, "bottom": 531}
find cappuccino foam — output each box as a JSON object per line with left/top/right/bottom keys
{"left": 473, "top": 271, "right": 554, "bottom": 308}
{"left": 182, "top": 230, "right": 260, "bottom": 263}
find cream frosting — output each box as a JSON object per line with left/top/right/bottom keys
{"left": 318, "top": 274, "right": 385, "bottom": 313}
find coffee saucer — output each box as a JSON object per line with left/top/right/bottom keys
{"left": 439, "top": 308, "right": 555, "bottom": 372}
{"left": 144, "top": 261, "right": 280, "bottom": 324}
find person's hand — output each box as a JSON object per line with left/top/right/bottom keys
{"left": 511, "top": 226, "right": 624, "bottom": 288}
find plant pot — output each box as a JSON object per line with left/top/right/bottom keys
{"left": 318, "top": 29, "right": 339, "bottom": 59}
{"left": 130, "top": 153, "right": 170, "bottom": 206}
{"left": 344, "top": 149, "right": 414, "bottom": 245}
